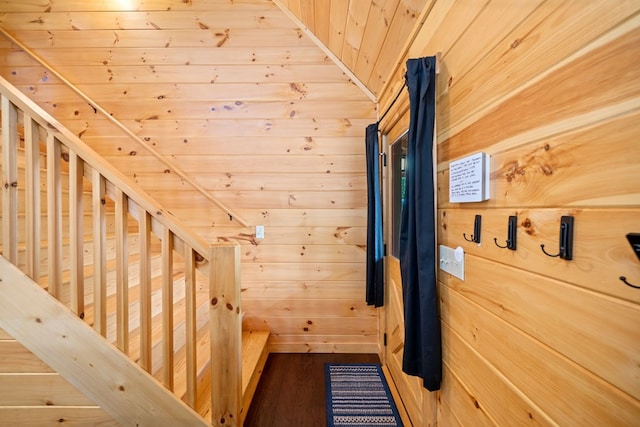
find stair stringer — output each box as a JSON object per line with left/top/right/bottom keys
{"left": 0, "top": 256, "right": 209, "bottom": 427}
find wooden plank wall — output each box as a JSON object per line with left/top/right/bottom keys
{"left": 0, "top": 328, "right": 117, "bottom": 426}
{"left": 0, "top": 0, "right": 378, "bottom": 353}
{"left": 379, "top": 1, "right": 640, "bottom": 425}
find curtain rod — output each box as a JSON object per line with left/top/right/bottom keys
{"left": 376, "top": 52, "right": 441, "bottom": 127}
{"left": 377, "top": 82, "right": 407, "bottom": 126}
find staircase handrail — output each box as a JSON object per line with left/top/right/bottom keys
{"left": 1, "top": 72, "right": 243, "bottom": 425}
{"left": 0, "top": 73, "right": 211, "bottom": 260}
{"left": 0, "top": 257, "right": 210, "bottom": 427}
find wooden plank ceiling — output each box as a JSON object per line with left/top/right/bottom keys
{"left": 277, "top": 0, "right": 430, "bottom": 98}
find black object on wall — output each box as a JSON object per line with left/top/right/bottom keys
{"left": 494, "top": 215, "right": 517, "bottom": 250}
{"left": 541, "top": 215, "right": 574, "bottom": 260}
{"left": 620, "top": 233, "right": 640, "bottom": 289}
{"left": 463, "top": 214, "right": 482, "bottom": 244}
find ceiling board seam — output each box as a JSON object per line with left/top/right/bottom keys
{"left": 354, "top": 0, "right": 401, "bottom": 86}
{"left": 378, "top": 0, "right": 437, "bottom": 106}
{"left": 271, "top": 0, "right": 377, "bottom": 104}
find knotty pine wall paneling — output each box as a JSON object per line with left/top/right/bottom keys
{"left": 0, "top": 0, "right": 377, "bottom": 353}
{"left": 0, "top": 326, "right": 117, "bottom": 425}
{"left": 379, "top": 0, "right": 640, "bottom": 425}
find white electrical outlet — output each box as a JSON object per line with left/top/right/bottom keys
{"left": 439, "top": 245, "right": 464, "bottom": 280}
{"left": 255, "top": 225, "right": 265, "bottom": 239}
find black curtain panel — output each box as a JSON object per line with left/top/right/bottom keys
{"left": 399, "top": 56, "right": 442, "bottom": 391}
{"left": 365, "top": 123, "right": 384, "bottom": 308}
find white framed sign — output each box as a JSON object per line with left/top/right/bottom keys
{"left": 449, "top": 152, "right": 490, "bottom": 203}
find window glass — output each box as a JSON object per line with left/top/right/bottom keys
{"left": 391, "top": 132, "right": 408, "bottom": 258}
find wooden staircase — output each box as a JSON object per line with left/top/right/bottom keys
{"left": 0, "top": 75, "right": 269, "bottom": 426}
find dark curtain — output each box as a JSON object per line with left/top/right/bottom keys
{"left": 399, "top": 56, "right": 442, "bottom": 391}
{"left": 365, "top": 123, "right": 384, "bottom": 307}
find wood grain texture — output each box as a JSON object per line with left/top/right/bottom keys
{"left": 441, "top": 284, "right": 640, "bottom": 425}
{"left": 209, "top": 244, "right": 242, "bottom": 426}
{"left": 0, "top": 0, "right": 275, "bottom": 13}
{"left": 0, "top": 46, "right": 333, "bottom": 66}
{"left": 7, "top": 2, "right": 637, "bottom": 426}
{"left": 42, "top": 100, "right": 375, "bottom": 121}
{"left": 442, "top": 253, "right": 640, "bottom": 401}
{"left": 440, "top": 1, "right": 640, "bottom": 141}
{"left": 0, "top": 64, "right": 236, "bottom": 424}
{"left": 1, "top": 94, "right": 18, "bottom": 263}
{"left": 440, "top": 317, "right": 552, "bottom": 426}
{"left": 365, "top": 0, "right": 428, "bottom": 96}
{"left": 0, "top": 258, "right": 209, "bottom": 426}
{"left": 6, "top": 29, "right": 315, "bottom": 48}
{"left": 438, "top": 111, "right": 640, "bottom": 208}
{"left": 240, "top": 329, "right": 270, "bottom": 424}
{"left": 0, "top": 64, "right": 351, "bottom": 84}
{"left": 23, "top": 115, "right": 41, "bottom": 281}
{"left": 384, "top": 257, "right": 432, "bottom": 426}
{"left": 0, "top": 10, "right": 294, "bottom": 31}
{"left": 380, "top": 1, "right": 640, "bottom": 426}
{"left": 440, "top": 20, "right": 640, "bottom": 162}
{"left": 0, "top": 407, "right": 117, "bottom": 426}
{"left": 353, "top": 0, "right": 399, "bottom": 85}
{"left": 439, "top": 208, "right": 640, "bottom": 303}
{"left": 0, "top": 340, "right": 55, "bottom": 373}
{"left": 0, "top": 373, "right": 96, "bottom": 406}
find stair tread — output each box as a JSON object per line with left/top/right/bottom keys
{"left": 3, "top": 136, "right": 260, "bottom": 424}
{"left": 192, "top": 329, "right": 270, "bottom": 423}
{"left": 241, "top": 330, "right": 270, "bottom": 396}
{"left": 241, "top": 330, "right": 270, "bottom": 423}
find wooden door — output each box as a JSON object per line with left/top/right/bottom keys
{"left": 383, "top": 131, "right": 421, "bottom": 422}
{"left": 382, "top": 129, "right": 438, "bottom": 426}
{"left": 383, "top": 131, "right": 408, "bottom": 386}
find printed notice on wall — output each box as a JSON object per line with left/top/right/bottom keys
{"left": 449, "top": 152, "right": 490, "bottom": 203}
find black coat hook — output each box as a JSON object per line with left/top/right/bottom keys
{"left": 540, "top": 215, "right": 574, "bottom": 260}
{"left": 620, "top": 276, "right": 640, "bottom": 289}
{"left": 494, "top": 215, "right": 517, "bottom": 250}
{"left": 463, "top": 215, "right": 482, "bottom": 244}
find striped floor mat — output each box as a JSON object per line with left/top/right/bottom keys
{"left": 325, "top": 364, "right": 403, "bottom": 427}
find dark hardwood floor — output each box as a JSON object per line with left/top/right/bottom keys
{"left": 244, "top": 353, "right": 380, "bottom": 427}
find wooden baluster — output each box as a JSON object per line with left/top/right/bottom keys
{"left": 162, "top": 226, "right": 174, "bottom": 390}
{"left": 69, "top": 151, "right": 84, "bottom": 318}
{"left": 46, "top": 133, "right": 62, "bottom": 299}
{"left": 139, "top": 210, "right": 152, "bottom": 372}
{"left": 1, "top": 95, "right": 18, "bottom": 264}
{"left": 210, "top": 244, "right": 242, "bottom": 426}
{"left": 92, "top": 168, "right": 106, "bottom": 336}
{"left": 115, "top": 188, "right": 129, "bottom": 354}
{"left": 184, "top": 245, "right": 197, "bottom": 407}
{"left": 23, "top": 114, "right": 40, "bottom": 281}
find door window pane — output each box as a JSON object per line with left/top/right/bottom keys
{"left": 391, "top": 132, "right": 408, "bottom": 258}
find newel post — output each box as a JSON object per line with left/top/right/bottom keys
{"left": 209, "top": 243, "right": 242, "bottom": 426}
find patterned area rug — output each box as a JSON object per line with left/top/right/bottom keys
{"left": 325, "top": 364, "right": 403, "bottom": 426}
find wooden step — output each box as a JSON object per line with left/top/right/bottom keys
{"left": 241, "top": 330, "right": 270, "bottom": 420}
{"left": 0, "top": 258, "right": 208, "bottom": 426}
{"left": 2, "top": 242, "right": 266, "bottom": 425}
{"left": 192, "top": 329, "right": 270, "bottom": 423}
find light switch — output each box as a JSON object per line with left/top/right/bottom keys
{"left": 256, "top": 225, "right": 264, "bottom": 239}
{"left": 439, "top": 245, "right": 464, "bottom": 280}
